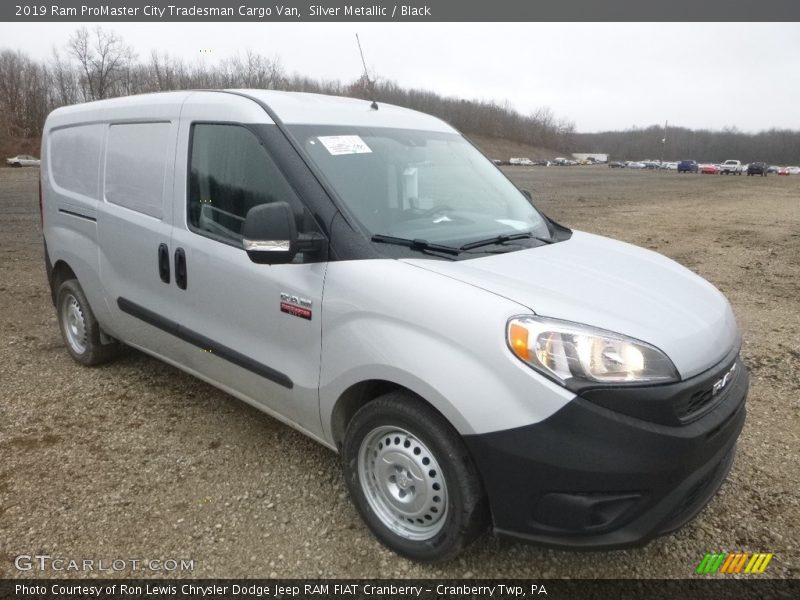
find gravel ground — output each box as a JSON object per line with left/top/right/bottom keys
{"left": 0, "top": 166, "right": 797, "bottom": 579}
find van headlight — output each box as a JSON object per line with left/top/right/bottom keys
{"left": 507, "top": 316, "right": 678, "bottom": 388}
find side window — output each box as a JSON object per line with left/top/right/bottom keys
{"left": 105, "top": 122, "right": 171, "bottom": 219}
{"left": 50, "top": 124, "right": 105, "bottom": 200}
{"left": 188, "top": 123, "right": 299, "bottom": 244}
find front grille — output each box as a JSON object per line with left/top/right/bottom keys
{"left": 579, "top": 352, "right": 744, "bottom": 427}
{"left": 676, "top": 387, "right": 716, "bottom": 420}
{"left": 673, "top": 360, "right": 737, "bottom": 422}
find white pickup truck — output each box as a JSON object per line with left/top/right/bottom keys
{"left": 719, "top": 160, "right": 744, "bottom": 175}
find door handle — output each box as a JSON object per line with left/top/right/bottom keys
{"left": 158, "top": 243, "right": 170, "bottom": 284}
{"left": 174, "top": 247, "right": 187, "bottom": 290}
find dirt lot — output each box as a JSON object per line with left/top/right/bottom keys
{"left": 1, "top": 166, "right": 798, "bottom": 578}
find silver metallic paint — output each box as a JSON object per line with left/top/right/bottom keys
{"left": 42, "top": 89, "right": 742, "bottom": 450}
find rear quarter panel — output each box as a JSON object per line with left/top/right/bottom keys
{"left": 41, "top": 119, "right": 112, "bottom": 329}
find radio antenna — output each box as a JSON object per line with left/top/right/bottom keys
{"left": 356, "top": 33, "right": 378, "bottom": 110}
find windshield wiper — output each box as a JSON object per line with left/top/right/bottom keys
{"left": 371, "top": 234, "right": 461, "bottom": 256}
{"left": 460, "top": 232, "right": 553, "bottom": 251}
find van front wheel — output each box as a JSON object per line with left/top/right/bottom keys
{"left": 56, "top": 279, "right": 121, "bottom": 366}
{"left": 342, "top": 392, "right": 488, "bottom": 562}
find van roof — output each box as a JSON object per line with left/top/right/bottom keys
{"left": 44, "top": 89, "right": 457, "bottom": 133}
{"left": 236, "top": 90, "right": 456, "bottom": 132}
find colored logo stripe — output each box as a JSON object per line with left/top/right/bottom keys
{"left": 720, "top": 553, "right": 738, "bottom": 573}
{"left": 745, "top": 553, "right": 773, "bottom": 573}
{"left": 697, "top": 552, "right": 773, "bottom": 574}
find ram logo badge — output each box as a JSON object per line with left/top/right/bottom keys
{"left": 712, "top": 363, "right": 736, "bottom": 396}
{"left": 280, "top": 292, "right": 312, "bottom": 320}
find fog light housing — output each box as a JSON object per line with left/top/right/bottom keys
{"left": 532, "top": 492, "right": 642, "bottom": 532}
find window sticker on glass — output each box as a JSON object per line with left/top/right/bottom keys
{"left": 318, "top": 135, "right": 372, "bottom": 156}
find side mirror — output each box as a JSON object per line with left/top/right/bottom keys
{"left": 242, "top": 202, "right": 297, "bottom": 264}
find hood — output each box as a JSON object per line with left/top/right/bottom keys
{"left": 403, "top": 231, "right": 739, "bottom": 379}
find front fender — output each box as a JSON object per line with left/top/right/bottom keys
{"left": 319, "top": 260, "right": 576, "bottom": 444}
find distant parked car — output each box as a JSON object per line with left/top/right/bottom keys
{"left": 777, "top": 167, "right": 790, "bottom": 176}
{"left": 662, "top": 162, "right": 679, "bottom": 170}
{"left": 747, "top": 162, "right": 769, "bottom": 176}
{"left": 719, "top": 160, "right": 744, "bottom": 175}
{"left": 608, "top": 161, "right": 626, "bottom": 168}
{"left": 785, "top": 166, "right": 800, "bottom": 175}
{"left": 5, "top": 154, "right": 40, "bottom": 167}
{"left": 767, "top": 165, "right": 780, "bottom": 174}
{"left": 700, "top": 164, "right": 719, "bottom": 174}
{"left": 626, "top": 161, "right": 646, "bottom": 169}
{"left": 677, "top": 160, "right": 699, "bottom": 173}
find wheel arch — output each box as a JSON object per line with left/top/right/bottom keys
{"left": 331, "top": 379, "right": 435, "bottom": 450}
{"left": 49, "top": 259, "right": 78, "bottom": 306}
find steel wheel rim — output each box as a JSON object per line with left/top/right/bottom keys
{"left": 61, "top": 293, "right": 88, "bottom": 354}
{"left": 357, "top": 425, "right": 448, "bottom": 540}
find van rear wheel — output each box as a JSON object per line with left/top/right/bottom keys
{"left": 56, "top": 279, "right": 121, "bottom": 366}
{"left": 342, "top": 391, "right": 488, "bottom": 562}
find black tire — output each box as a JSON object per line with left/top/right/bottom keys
{"left": 342, "top": 391, "right": 488, "bottom": 562}
{"left": 56, "top": 279, "right": 121, "bottom": 366}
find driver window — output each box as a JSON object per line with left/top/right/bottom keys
{"left": 188, "top": 124, "right": 299, "bottom": 244}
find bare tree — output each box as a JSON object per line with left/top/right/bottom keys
{"left": 0, "top": 50, "right": 50, "bottom": 137}
{"left": 68, "top": 27, "right": 134, "bottom": 100}
{"left": 0, "top": 50, "right": 26, "bottom": 135}
{"left": 150, "top": 50, "right": 180, "bottom": 91}
{"left": 50, "top": 48, "right": 79, "bottom": 106}
{"left": 247, "top": 51, "right": 285, "bottom": 89}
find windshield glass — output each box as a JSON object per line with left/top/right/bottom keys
{"left": 288, "top": 125, "right": 551, "bottom": 246}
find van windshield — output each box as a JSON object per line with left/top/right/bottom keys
{"left": 288, "top": 125, "right": 552, "bottom": 247}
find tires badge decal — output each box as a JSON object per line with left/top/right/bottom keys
{"left": 280, "top": 292, "right": 312, "bottom": 320}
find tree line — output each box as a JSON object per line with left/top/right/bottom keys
{"left": 1, "top": 27, "right": 797, "bottom": 163}
{"left": 0, "top": 26, "right": 574, "bottom": 151}
{"left": 575, "top": 125, "right": 800, "bottom": 165}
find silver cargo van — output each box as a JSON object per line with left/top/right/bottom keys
{"left": 41, "top": 90, "right": 747, "bottom": 561}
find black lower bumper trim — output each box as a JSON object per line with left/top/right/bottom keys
{"left": 464, "top": 357, "right": 748, "bottom": 549}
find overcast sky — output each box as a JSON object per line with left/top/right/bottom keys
{"left": 2, "top": 22, "right": 799, "bottom": 133}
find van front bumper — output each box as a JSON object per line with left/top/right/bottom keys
{"left": 463, "top": 353, "right": 748, "bottom": 549}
